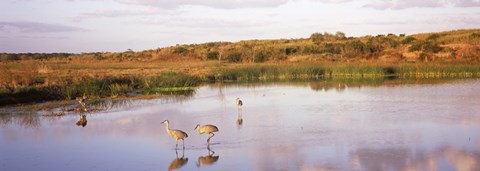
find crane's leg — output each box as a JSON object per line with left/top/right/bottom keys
{"left": 176, "top": 140, "right": 178, "bottom": 149}
{"left": 207, "top": 133, "right": 215, "bottom": 143}
{"left": 182, "top": 139, "right": 185, "bottom": 149}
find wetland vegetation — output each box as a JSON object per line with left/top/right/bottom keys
{"left": 1, "top": 29, "right": 479, "bottom": 106}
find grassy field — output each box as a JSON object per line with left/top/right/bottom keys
{"left": 1, "top": 60, "right": 480, "bottom": 106}
{"left": 1, "top": 28, "right": 480, "bottom": 106}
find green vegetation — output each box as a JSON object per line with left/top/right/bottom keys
{"left": 207, "top": 63, "right": 480, "bottom": 81}
{"left": 1, "top": 29, "right": 480, "bottom": 106}
{"left": 2, "top": 29, "right": 479, "bottom": 63}
{"left": 0, "top": 71, "right": 200, "bottom": 106}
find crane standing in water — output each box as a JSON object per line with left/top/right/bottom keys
{"left": 194, "top": 124, "right": 219, "bottom": 144}
{"left": 76, "top": 95, "right": 88, "bottom": 112}
{"left": 162, "top": 120, "right": 188, "bottom": 149}
{"left": 236, "top": 97, "right": 243, "bottom": 111}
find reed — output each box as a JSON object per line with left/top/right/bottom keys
{"left": 207, "top": 63, "right": 480, "bottom": 81}
{"left": 1, "top": 62, "right": 479, "bottom": 106}
{"left": 207, "top": 64, "right": 325, "bottom": 81}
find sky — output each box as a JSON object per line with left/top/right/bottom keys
{"left": 0, "top": 0, "right": 479, "bottom": 53}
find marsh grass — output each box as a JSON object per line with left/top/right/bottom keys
{"left": 206, "top": 63, "right": 480, "bottom": 82}
{"left": 0, "top": 71, "right": 200, "bottom": 106}
{"left": 207, "top": 64, "right": 325, "bottom": 81}
{"left": 206, "top": 63, "right": 479, "bottom": 82}
{"left": 1, "top": 61, "right": 479, "bottom": 106}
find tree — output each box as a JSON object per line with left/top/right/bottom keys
{"left": 342, "top": 40, "right": 365, "bottom": 58}
{"left": 310, "top": 32, "right": 324, "bottom": 43}
{"left": 173, "top": 47, "right": 188, "bottom": 55}
{"left": 335, "top": 32, "right": 346, "bottom": 40}
{"left": 206, "top": 51, "right": 219, "bottom": 60}
{"left": 401, "top": 36, "right": 416, "bottom": 44}
{"left": 226, "top": 52, "right": 242, "bottom": 63}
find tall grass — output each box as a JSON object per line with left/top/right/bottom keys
{"left": 396, "top": 63, "right": 480, "bottom": 78}
{"left": 207, "top": 64, "right": 325, "bottom": 81}
{"left": 0, "top": 71, "right": 200, "bottom": 106}
{"left": 60, "top": 72, "right": 200, "bottom": 99}
{"left": 206, "top": 63, "right": 480, "bottom": 81}
{"left": 1, "top": 62, "right": 479, "bottom": 106}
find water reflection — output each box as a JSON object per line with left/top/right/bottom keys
{"left": 210, "top": 78, "right": 463, "bottom": 94}
{"left": 76, "top": 114, "right": 87, "bottom": 127}
{"left": 236, "top": 97, "right": 244, "bottom": 128}
{"left": 168, "top": 149, "right": 188, "bottom": 171}
{"left": 236, "top": 112, "right": 243, "bottom": 128}
{"left": 197, "top": 145, "right": 219, "bottom": 167}
{"left": 349, "top": 146, "right": 480, "bottom": 171}
{"left": 0, "top": 113, "right": 40, "bottom": 128}
{"left": 87, "top": 98, "right": 133, "bottom": 111}
{"left": 0, "top": 94, "right": 196, "bottom": 128}
{"left": 1, "top": 79, "right": 480, "bottom": 171}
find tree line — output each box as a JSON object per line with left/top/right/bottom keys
{"left": 2, "top": 29, "right": 479, "bottom": 63}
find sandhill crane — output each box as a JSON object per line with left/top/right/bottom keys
{"left": 162, "top": 120, "right": 188, "bottom": 149}
{"left": 194, "top": 124, "right": 219, "bottom": 144}
{"left": 168, "top": 149, "right": 188, "bottom": 171}
{"left": 236, "top": 97, "right": 243, "bottom": 110}
{"left": 76, "top": 95, "right": 88, "bottom": 112}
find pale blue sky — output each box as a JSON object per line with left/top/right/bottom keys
{"left": 1, "top": 0, "right": 479, "bottom": 53}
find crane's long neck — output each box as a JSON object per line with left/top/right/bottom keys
{"left": 195, "top": 125, "right": 201, "bottom": 134}
{"left": 164, "top": 122, "right": 171, "bottom": 133}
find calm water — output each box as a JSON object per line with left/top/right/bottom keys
{"left": 1, "top": 79, "right": 480, "bottom": 171}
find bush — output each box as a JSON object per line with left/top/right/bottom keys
{"left": 408, "top": 41, "right": 423, "bottom": 52}
{"left": 422, "top": 41, "right": 442, "bottom": 53}
{"left": 470, "top": 33, "right": 480, "bottom": 38}
{"left": 226, "top": 52, "right": 242, "bottom": 63}
{"left": 173, "top": 47, "right": 188, "bottom": 55}
{"left": 254, "top": 51, "right": 269, "bottom": 63}
{"left": 285, "top": 46, "right": 299, "bottom": 55}
{"left": 310, "top": 32, "right": 324, "bottom": 43}
{"left": 401, "top": 36, "right": 416, "bottom": 44}
{"left": 207, "top": 51, "right": 219, "bottom": 60}
{"left": 427, "top": 34, "right": 440, "bottom": 41}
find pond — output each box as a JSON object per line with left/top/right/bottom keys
{"left": 1, "top": 79, "right": 480, "bottom": 171}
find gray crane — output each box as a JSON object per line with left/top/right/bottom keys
{"left": 194, "top": 124, "right": 219, "bottom": 144}
{"left": 236, "top": 97, "right": 243, "bottom": 110}
{"left": 162, "top": 120, "right": 188, "bottom": 149}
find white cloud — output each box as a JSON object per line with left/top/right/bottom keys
{"left": 110, "top": 0, "right": 290, "bottom": 9}
{"left": 0, "top": 22, "right": 86, "bottom": 33}
{"left": 319, "top": 0, "right": 352, "bottom": 3}
{"left": 364, "top": 0, "right": 443, "bottom": 10}
{"left": 364, "top": 0, "right": 480, "bottom": 10}
{"left": 454, "top": 0, "right": 480, "bottom": 7}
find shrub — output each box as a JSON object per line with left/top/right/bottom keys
{"left": 408, "top": 41, "right": 423, "bottom": 52}
{"left": 226, "top": 52, "right": 242, "bottom": 63}
{"left": 401, "top": 36, "right": 416, "bottom": 44}
{"left": 173, "top": 47, "right": 188, "bottom": 55}
{"left": 422, "top": 41, "right": 442, "bottom": 53}
{"left": 207, "top": 51, "right": 219, "bottom": 60}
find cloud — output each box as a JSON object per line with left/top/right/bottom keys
{"left": 142, "top": 17, "right": 274, "bottom": 29}
{"left": 454, "top": 0, "right": 480, "bottom": 7}
{"left": 72, "top": 8, "right": 176, "bottom": 22}
{"left": 108, "top": 0, "right": 290, "bottom": 9}
{"left": 0, "top": 21, "right": 86, "bottom": 33}
{"left": 319, "top": 0, "right": 352, "bottom": 3}
{"left": 427, "top": 13, "right": 480, "bottom": 26}
{"left": 364, "top": 0, "right": 480, "bottom": 10}
{"left": 364, "top": 0, "right": 444, "bottom": 10}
